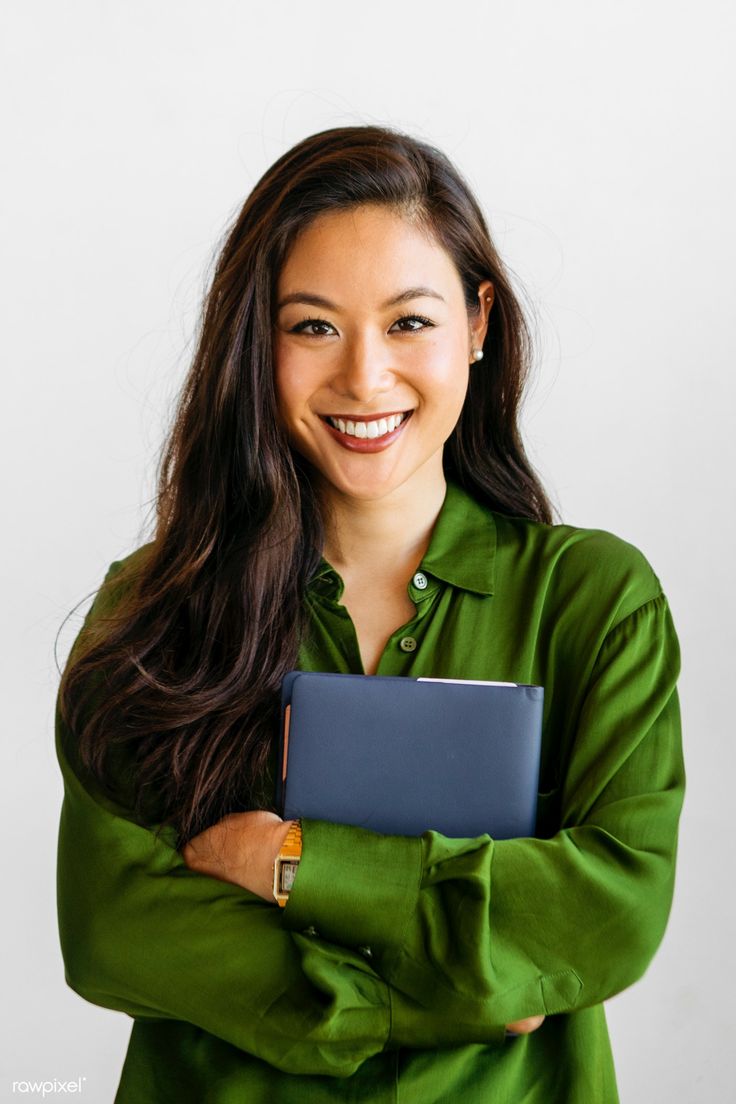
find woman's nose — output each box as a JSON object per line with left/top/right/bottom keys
{"left": 330, "top": 331, "right": 395, "bottom": 404}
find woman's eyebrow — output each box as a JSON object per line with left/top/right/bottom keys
{"left": 276, "top": 286, "right": 445, "bottom": 312}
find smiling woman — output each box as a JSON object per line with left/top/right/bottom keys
{"left": 273, "top": 204, "right": 491, "bottom": 502}
{"left": 55, "top": 125, "right": 684, "bottom": 1104}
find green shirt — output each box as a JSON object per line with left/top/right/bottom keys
{"left": 55, "top": 479, "right": 685, "bottom": 1103}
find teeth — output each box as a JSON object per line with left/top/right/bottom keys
{"left": 327, "top": 412, "right": 406, "bottom": 438}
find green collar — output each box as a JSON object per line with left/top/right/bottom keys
{"left": 419, "top": 479, "right": 496, "bottom": 595}
{"left": 308, "top": 480, "right": 496, "bottom": 598}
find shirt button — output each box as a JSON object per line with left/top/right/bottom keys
{"left": 412, "top": 572, "right": 428, "bottom": 590}
{"left": 399, "top": 636, "right": 417, "bottom": 652}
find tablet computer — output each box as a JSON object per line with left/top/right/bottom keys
{"left": 277, "top": 671, "right": 543, "bottom": 839}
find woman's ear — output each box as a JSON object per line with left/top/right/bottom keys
{"left": 469, "top": 279, "right": 494, "bottom": 354}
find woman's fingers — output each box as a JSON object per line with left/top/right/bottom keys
{"left": 505, "top": 1015, "right": 546, "bottom": 1035}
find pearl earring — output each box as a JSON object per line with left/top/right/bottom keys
{"left": 471, "top": 348, "right": 484, "bottom": 362}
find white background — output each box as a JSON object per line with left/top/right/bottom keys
{"left": 2, "top": 1, "right": 734, "bottom": 1100}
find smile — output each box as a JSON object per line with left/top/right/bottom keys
{"left": 325, "top": 412, "right": 407, "bottom": 439}
{"left": 319, "top": 410, "right": 414, "bottom": 452}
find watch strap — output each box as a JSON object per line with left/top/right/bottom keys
{"left": 273, "top": 819, "right": 302, "bottom": 907}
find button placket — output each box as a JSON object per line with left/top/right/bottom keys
{"left": 391, "top": 571, "right": 439, "bottom": 660}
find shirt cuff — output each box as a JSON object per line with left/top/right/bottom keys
{"left": 281, "top": 818, "right": 422, "bottom": 951}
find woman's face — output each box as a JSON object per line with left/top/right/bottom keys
{"left": 273, "top": 203, "right": 492, "bottom": 503}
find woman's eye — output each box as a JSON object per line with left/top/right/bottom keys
{"left": 391, "top": 314, "right": 435, "bottom": 333}
{"left": 290, "top": 318, "right": 336, "bottom": 337}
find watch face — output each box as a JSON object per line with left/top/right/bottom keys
{"left": 280, "top": 861, "right": 299, "bottom": 892}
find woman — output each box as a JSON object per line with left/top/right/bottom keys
{"left": 56, "top": 125, "right": 685, "bottom": 1103}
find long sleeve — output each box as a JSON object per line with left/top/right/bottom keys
{"left": 282, "top": 591, "right": 685, "bottom": 1045}
{"left": 55, "top": 563, "right": 412, "bottom": 1078}
{"left": 56, "top": 727, "right": 412, "bottom": 1076}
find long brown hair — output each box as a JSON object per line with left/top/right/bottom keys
{"left": 58, "top": 124, "right": 555, "bottom": 843}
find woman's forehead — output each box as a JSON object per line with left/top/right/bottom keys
{"left": 276, "top": 205, "right": 459, "bottom": 303}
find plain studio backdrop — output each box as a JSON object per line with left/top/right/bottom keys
{"left": 2, "top": 1, "right": 734, "bottom": 1101}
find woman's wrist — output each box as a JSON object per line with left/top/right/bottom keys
{"left": 182, "top": 811, "right": 297, "bottom": 903}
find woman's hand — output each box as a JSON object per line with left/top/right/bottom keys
{"left": 505, "top": 1015, "right": 546, "bottom": 1035}
{"left": 182, "top": 811, "right": 295, "bottom": 903}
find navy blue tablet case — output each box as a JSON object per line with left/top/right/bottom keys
{"left": 277, "top": 671, "right": 543, "bottom": 839}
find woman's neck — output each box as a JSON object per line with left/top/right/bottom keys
{"left": 318, "top": 470, "right": 448, "bottom": 581}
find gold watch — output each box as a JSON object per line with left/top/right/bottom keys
{"left": 273, "top": 820, "right": 302, "bottom": 907}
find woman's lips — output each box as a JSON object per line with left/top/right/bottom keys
{"left": 319, "top": 410, "right": 413, "bottom": 452}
